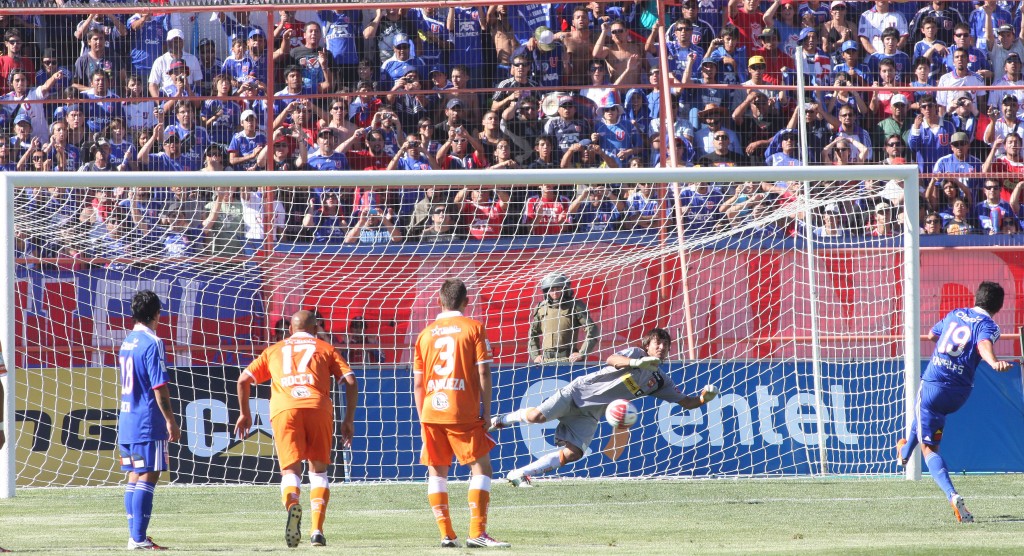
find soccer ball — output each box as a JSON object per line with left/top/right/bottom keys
{"left": 605, "top": 399, "right": 638, "bottom": 428}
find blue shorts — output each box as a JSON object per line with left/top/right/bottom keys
{"left": 915, "top": 381, "right": 971, "bottom": 447}
{"left": 119, "top": 440, "right": 169, "bottom": 473}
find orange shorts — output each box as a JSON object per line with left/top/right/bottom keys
{"left": 271, "top": 408, "right": 333, "bottom": 470}
{"left": 420, "top": 422, "right": 496, "bottom": 467}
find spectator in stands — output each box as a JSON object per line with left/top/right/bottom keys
{"left": 763, "top": 0, "right": 801, "bottom": 53}
{"left": 366, "top": 105, "right": 403, "bottom": 156}
{"left": 386, "top": 67, "right": 430, "bottom": 131}
{"left": 553, "top": 7, "right": 597, "bottom": 87}
{"left": 137, "top": 125, "right": 183, "bottom": 172}
{"left": 822, "top": 103, "right": 873, "bottom": 160}
{"left": 968, "top": 0, "right": 1010, "bottom": 53}
{"left": 945, "top": 22, "right": 991, "bottom": 80}
{"left": 528, "top": 135, "right": 559, "bottom": 170}
{"left": 201, "top": 187, "right": 245, "bottom": 255}
{"left": 44, "top": 119, "right": 82, "bottom": 171}
{"left": 983, "top": 135, "right": 1024, "bottom": 188}
{"left": 622, "top": 181, "right": 659, "bottom": 230}
{"left": 720, "top": 181, "right": 766, "bottom": 229}
{"left": 595, "top": 102, "right": 638, "bottom": 166}
{"left": 859, "top": 0, "right": 909, "bottom": 55}
{"left": 875, "top": 93, "right": 911, "bottom": 148}
{"left": 822, "top": 136, "right": 869, "bottom": 164}
{"left": 484, "top": 5, "right": 517, "bottom": 74}
{"left": 476, "top": 110, "right": 506, "bottom": 157}
{"left": 500, "top": 96, "right": 543, "bottom": 165}
{"left": 983, "top": 96, "right": 1024, "bottom": 149}
{"left": 567, "top": 183, "right": 624, "bottom": 233}
{"left": 766, "top": 128, "right": 802, "bottom": 166}
{"left": 455, "top": 186, "right": 509, "bottom": 240}
{"left": 78, "top": 137, "right": 113, "bottom": 172}
{"left": 909, "top": 94, "right": 956, "bottom": 172}
{"left": 921, "top": 212, "right": 944, "bottom": 235}
{"left": 677, "top": 0, "right": 714, "bottom": 53}
{"left": 78, "top": 71, "right": 121, "bottom": 136}
{"left": 149, "top": 30, "right": 202, "bottom": 98}
{"left": 682, "top": 60, "right": 728, "bottom": 131}
{"left": 388, "top": 132, "right": 436, "bottom": 173}
{"left": 881, "top": 134, "right": 909, "bottom": 164}
{"left": 731, "top": 91, "right": 781, "bottom": 164}
{"left": 545, "top": 97, "right": 591, "bottom": 159}
{"left": 168, "top": 101, "right": 210, "bottom": 171}
{"left": 694, "top": 103, "right": 741, "bottom": 157}
{"left": 821, "top": 2, "right": 856, "bottom": 57}
{"left": 16, "top": 135, "right": 45, "bottom": 172}
{"left": 912, "top": 16, "right": 949, "bottom": 86}
{"left": 0, "top": 30, "right": 34, "bottom": 96}
{"left": 943, "top": 198, "right": 976, "bottom": 234}
{"left": 227, "top": 109, "right": 265, "bottom": 170}
{"left": 697, "top": 126, "right": 747, "bottom": 167}
{"left": 378, "top": 32, "right": 423, "bottom": 92}
{"left": 593, "top": 19, "right": 644, "bottom": 85}
{"left": 987, "top": 53, "right": 1024, "bottom": 110}
{"left": 868, "top": 202, "right": 899, "bottom": 237}
{"left": 987, "top": 23, "right": 1024, "bottom": 82}
{"left": 934, "top": 131, "right": 981, "bottom": 191}
{"left": 926, "top": 177, "right": 972, "bottom": 215}
{"left": 302, "top": 191, "right": 347, "bottom": 244}
{"left": 344, "top": 206, "right": 402, "bottom": 244}
{"left": 793, "top": 27, "right": 832, "bottom": 95}
{"left": 62, "top": 104, "right": 89, "bottom": 148}
{"left": 441, "top": 66, "right": 480, "bottom": 127}
{"left": 121, "top": 74, "right": 157, "bottom": 133}
{"left": 706, "top": 24, "right": 748, "bottom": 86}
{"left": 127, "top": 12, "right": 176, "bottom": 83}
{"left": 560, "top": 137, "right": 619, "bottom": 169}
{"left": 675, "top": 181, "right": 724, "bottom": 237}
{"left": 321, "top": 97, "right": 357, "bottom": 142}
{"left": 910, "top": 1, "right": 963, "bottom": 46}
{"left": 491, "top": 53, "right": 540, "bottom": 113}
{"left": 419, "top": 205, "right": 458, "bottom": 243}
{"left": 307, "top": 127, "right": 350, "bottom": 170}
{"left": 255, "top": 128, "right": 307, "bottom": 173}
{"left": 726, "top": 0, "right": 764, "bottom": 52}
{"left": 486, "top": 137, "right": 519, "bottom": 170}
{"left": 867, "top": 27, "right": 911, "bottom": 81}
{"left": 523, "top": 184, "right": 570, "bottom": 235}
{"left": 976, "top": 178, "right": 1014, "bottom": 234}
{"left": 278, "top": 22, "right": 334, "bottom": 95}
{"left": 73, "top": 29, "right": 122, "bottom": 93}
{"left": 938, "top": 48, "right": 986, "bottom": 114}
{"left": 739, "top": 55, "right": 785, "bottom": 108}
{"left": 342, "top": 128, "right": 390, "bottom": 171}
{"left": 3, "top": 69, "right": 63, "bottom": 142}
{"left": 655, "top": 19, "right": 701, "bottom": 82}
{"left": 407, "top": 185, "right": 449, "bottom": 240}
{"left": 822, "top": 70, "right": 868, "bottom": 119}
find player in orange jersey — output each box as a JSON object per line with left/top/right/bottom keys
{"left": 235, "top": 310, "right": 358, "bottom": 548}
{"left": 413, "top": 278, "right": 510, "bottom": 549}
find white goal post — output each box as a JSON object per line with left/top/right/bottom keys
{"left": 0, "top": 165, "right": 920, "bottom": 497}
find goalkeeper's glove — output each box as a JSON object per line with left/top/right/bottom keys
{"left": 628, "top": 356, "right": 661, "bottom": 371}
{"left": 699, "top": 384, "right": 719, "bottom": 405}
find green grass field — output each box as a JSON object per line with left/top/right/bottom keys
{"left": 3, "top": 475, "right": 1023, "bottom": 554}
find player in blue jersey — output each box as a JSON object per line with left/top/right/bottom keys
{"left": 117, "top": 290, "right": 181, "bottom": 550}
{"left": 898, "top": 281, "right": 1014, "bottom": 523}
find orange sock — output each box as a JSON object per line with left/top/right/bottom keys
{"left": 310, "top": 487, "right": 330, "bottom": 531}
{"left": 281, "top": 474, "right": 301, "bottom": 510}
{"left": 468, "top": 475, "right": 492, "bottom": 538}
{"left": 428, "top": 476, "right": 457, "bottom": 539}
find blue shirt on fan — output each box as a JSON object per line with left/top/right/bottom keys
{"left": 923, "top": 307, "right": 1000, "bottom": 389}
{"left": 117, "top": 323, "right": 170, "bottom": 444}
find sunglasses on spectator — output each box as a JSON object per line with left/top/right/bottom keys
{"left": 839, "top": 113, "right": 854, "bottom": 118}
{"left": 331, "top": 105, "right": 344, "bottom": 110}
{"left": 920, "top": 103, "right": 935, "bottom": 109}
{"left": 611, "top": 28, "right": 626, "bottom": 34}
{"left": 714, "top": 135, "right": 728, "bottom": 140}
{"left": 888, "top": 141, "right": 902, "bottom": 147}
{"left": 42, "top": 59, "right": 55, "bottom": 65}
{"left": 32, "top": 156, "right": 45, "bottom": 162}
{"left": 835, "top": 147, "right": 850, "bottom": 152}
{"left": 7, "top": 39, "right": 20, "bottom": 44}
{"left": 511, "top": 62, "right": 530, "bottom": 67}
{"left": 954, "top": 33, "right": 969, "bottom": 37}
{"left": 453, "top": 139, "right": 467, "bottom": 143}
{"left": 750, "top": 64, "right": 766, "bottom": 70}
{"left": 951, "top": 141, "right": 967, "bottom": 147}
{"left": 984, "top": 185, "right": 999, "bottom": 190}
{"left": 832, "top": 5, "right": 846, "bottom": 10}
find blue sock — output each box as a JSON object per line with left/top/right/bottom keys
{"left": 924, "top": 452, "right": 957, "bottom": 500}
{"left": 124, "top": 483, "right": 136, "bottom": 537}
{"left": 901, "top": 436, "right": 919, "bottom": 462}
{"left": 131, "top": 481, "right": 157, "bottom": 543}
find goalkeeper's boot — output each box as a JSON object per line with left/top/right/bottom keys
{"left": 466, "top": 533, "right": 511, "bottom": 548}
{"left": 285, "top": 504, "right": 303, "bottom": 548}
{"left": 895, "top": 438, "right": 908, "bottom": 467}
{"left": 310, "top": 530, "right": 327, "bottom": 547}
{"left": 127, "top": 536, "right": 168, "bottom": 550}
{"left": 505, "top": 469, "right": 532, "bottom": 488}
{"left": 440, "top": 536, "right": 461, "bottom": 548}
{"left": 950, "top": 494, "right": 974, "bottom": 523}
{"left": 488, "top": 415, "right": 507, "bottom": 432}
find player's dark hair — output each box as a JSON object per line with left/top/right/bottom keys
{"left": 641, "top": 328, "right": 672, "bottom": 349}
{"left": 975, "top": 282, "right": 1005, "bottom": 314}
{"left": 131, "top": 290, "right": 162, "bottom": 324}
{"left": 439, "top": 278, "right": 468, "bottom": 310}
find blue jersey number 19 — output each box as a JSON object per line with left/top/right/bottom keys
{"left": 937, "top": 322, "right": 972, "bottom": 358}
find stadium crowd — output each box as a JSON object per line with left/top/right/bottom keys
{"left": 5, "top": 1, "right": 1024, "bottom": 256}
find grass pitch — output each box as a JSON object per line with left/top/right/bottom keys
{"left": 3, "top": 475, "right": 1023, "bottom": 554}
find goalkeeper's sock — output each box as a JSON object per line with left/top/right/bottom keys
{"left": 468, "top": 475, "right": 491, "bottom": 538}
{"left": 309, "top": 472, "right": 330, "bottom": 534}
{"left": 428, "top": 476, "right": 457, "bottom": 540}
{"left": 130, "top": 481, "right": 157, "bottom": 543}
{"left": 281, "top": 473, "right": 301, "bottom": 510}
{"left": 900, "top": 435, "right": 918, "bottom": 463}
{"left": 124, "top": 482, "right": 136, "bottom": 536}
{"left": 517, "top": 450, "right": 564, "bottom": 478}
{"left": 499, "top": 409, "right": 527, "bottom": 427}
{"left": 924, "top": 452, "right": 957, "bottom": 500}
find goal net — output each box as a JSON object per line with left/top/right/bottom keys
{"left": 1, "top": 166, "right": 919, "bottom": 489}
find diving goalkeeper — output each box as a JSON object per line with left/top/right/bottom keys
{"left": 489, "top": 327, "right": 718, "bottom": 485}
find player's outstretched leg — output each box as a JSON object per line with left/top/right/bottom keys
{"left": 506, "top": 444, "right": 584, "bottom": 487}
{"left": 489, "top": 407, "right": 546, "bottom": 432}
{"left": 309, "top": 470, "right": 330, "bottom": 547}
{"left": 922, "top": 446, "right": 972, "bottom": 523}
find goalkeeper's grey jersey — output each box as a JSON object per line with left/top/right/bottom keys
{"left": 568, "top": 347, "right": 688, "bottom": 408}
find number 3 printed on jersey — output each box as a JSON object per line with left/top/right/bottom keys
{"left": 937, "top": 322, "right": 972, "bottom": 358}
{"left": 433, "top": 336, "right": 456, "bottom": 375}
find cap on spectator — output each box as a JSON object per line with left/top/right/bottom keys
{"left": 199, "top": 38, "right": 215, "bottom": 50}
{"left": 760, "top": 27, "right": 777, "bottom": 38}
{"left": 881, "top": 27, "right": 900, "bottom": 39}
{"left": 65, "top": 104, "right": 81, "bottom": 114}
{"left": 830, "top": 0, "right": 846, "bottom": 8}
{"left": 163, "top": 128, "right": 180, "bottom": 141}
{"left": 951, "top": 131, "right": 970, "bottom": 143}
{"left": 558, "top": 96, "right": 576, "bottom": 107}
{"left": 875, "top": 202, "right": 892, "bottom": 213}
{"left": 367, "top": 207, "right": 381, "bottom": 216}
{"left": 248, "top": 28, "right": 266, "bottom": 39}
{"left": 393, "top": 33, "right": 410, "bottom": 47}
{"left": 824, "top": 203, "right": 840, "bottom": 214}
{"left": 890, "top": 94, "right": 908, "bottom": 106}
{"left": 535, "top": 26, "right": 555, "bottom": 52}
{"left": 94, "top": 136, "right": 110, "bottom": 148}
{"left": 400, "top": 64, "right": 419, "bottom": 77}
{"left": 42, "top": 47, "right": 57, "bottom": 61}
{"left": 240, "top": 109, "right": 256, "bottom": 121}
{"left": 748, "top": 55, "right": 766, "bottom": 67}
{"left": 166, "top": 29, "right": 185, "bottom": 42}
{"left": 13, "top": 113, "right": 31, "bottom": 126}
{"left": 780, "top": 128, "right": 798, "bottom": 139}
{"left": 841, "top": 40, "right": 858, "bottom": 52}
{"left": 780, "top": 0, "right": 796, "bottom": 5}
{"left": 700, "top": 58, "right": 718, "bottom": 67}
{"left": 274, "top": 135, "right": 293, "bottom": 147}
{"left": 998, "top": 24, "right": 1015, "bottom": 35}
{"left": 698, "top": 103, "right": 727, "bottom": 117}
{"left": 797, "top": 27, "right": 814, "bottom": 43}
{"left": 167, "top": 59, "right": 189, "bottom": 74}
{"left": 446, "top": 98, "right": 463, "bottom": 109}
{"left": 1007, "top": 52, "right": 1022, "bottom": 63}
{"left": 1004, "top": 95, "right": 1020, "bottom": 104}
{"left": 429, "top": 65, "right": 446, "bottom": 76}
{"left": 318, "top": 127, "right": 338, "bottom": 138}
